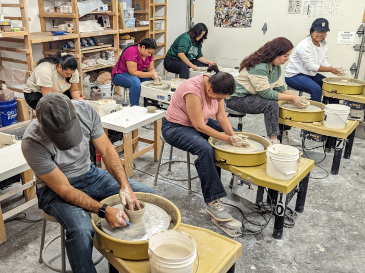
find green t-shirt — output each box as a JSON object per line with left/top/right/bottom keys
{"left": 166, "top": 32, "right": 203, "bottom": 61}
{"left": 228, "top": 63, "right": 286, "bottom": 100}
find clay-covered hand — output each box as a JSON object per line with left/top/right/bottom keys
{"left": 292, "top": 96, "right": 305, "bottom": 109}
{"left": 119, "top": 186, "right": 141, "bottom": 211}
{"left": 230, "top": 134, "right": 251, "bottom": 147}
{"left": 331, "top": 67, "right": 341, "bottom": 75}
{"left": 192, "top": 65, "right": 198, "bottom": 71}
{"left": 295, "top": 96, "right": 310, "bottom": 109}
{"left": 105, "top": 206, "right": 129, "bottom": 228}
{"left": 153, "top": 72, "right": 162, "bottom": 83}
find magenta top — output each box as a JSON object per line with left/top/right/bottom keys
{"left": 165, "top": 75, "right": 219, "bottom": 127}
{"left": 112, "top": 45, "right": 154, "bottom": 75}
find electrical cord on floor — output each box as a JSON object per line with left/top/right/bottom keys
{"left": 135, "top": 167, "right": 300, "bottom": 235}
{"left": 222, "top": 188, "right": 273, "bottom": 236}
{"left": 301, "top": 138, "right": 329, "bottom": 180}
{"left": 4, "top": 212, "right": 42, "bottom": 224}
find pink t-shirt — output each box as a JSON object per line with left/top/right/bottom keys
{"left": 165, "top": 75, "right": 219, "bottom": 127}
{"left": 112, "top": 45, "right": 153, "bottom": 75}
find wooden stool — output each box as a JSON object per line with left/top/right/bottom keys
{"left": 154, "top": 134, "right": 198, "bottom": 194}
{"left": 39, "top": 210, "right": 103, "bottom": 273}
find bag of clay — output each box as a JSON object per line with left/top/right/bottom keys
{"left": 0, "top": 84, "right": 16, "bottom": 101}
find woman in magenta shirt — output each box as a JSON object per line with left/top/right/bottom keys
{"left": 112, "top": 38, "right": 159, "bottom": 106}
{"left": 162, "top": 65, "right": 239, "bottom": 222}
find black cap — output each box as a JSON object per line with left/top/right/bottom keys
{"left": 36, "top": 93, "right": 83, "bottom": 150}
{"left": 311, "top": 18, "right": 330, "bottom": 32}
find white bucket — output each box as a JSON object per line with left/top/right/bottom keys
{"left": 323, "top": 104, "right": 350, "bottom": 129}
{"left": 148, "top": 230, "right": 197, "bottom": 273}
{"left": 266, "top": 144, "right": 300, "bottom": 180}
{"left": 98, "top": 83, "right": 112, "bottom": 98}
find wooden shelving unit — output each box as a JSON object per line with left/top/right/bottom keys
{"left": 0, "top": 0, "right": 35, "bottom": 95}
{"left": 149, "top": 0, "right": 167, "bottom": 64}
{"left": 35, "top": 0, "right": 120, "bottom": 95}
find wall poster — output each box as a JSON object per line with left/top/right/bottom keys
{"left": 214, "top": 0, "right": 254, "bottom": 28}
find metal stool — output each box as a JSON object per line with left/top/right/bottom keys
{"left": 154, "top": 134, "right": 198, "bottom": 194}
{"left": 225, "top": 104, "right": 246, "bottom": 131}
{"left": 165, "top": 71, "right": 179, "bottom": 80}
{"left": 39, "top": 210, "right": 103, "bottom": 273}
{"left": 287, "top": 86, "right": 303, "bottom": 96}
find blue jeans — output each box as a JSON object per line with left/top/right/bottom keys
{"left": 112, "top": 73, "right": 153, "bottom": 106}
{"left": 285, "top": 73, "right": 325, "bottom": 102}
{"left": 162, "top": 118, "right": 237, "bottom": 203}
{"left": 36, "top": 164, "right": 154, "bottom": 273}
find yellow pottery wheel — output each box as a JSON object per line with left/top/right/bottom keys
{"left": 208, "top": 132, "right": 271, "bottom": 167}
{"left": 91, "top": 193, "right": 181, "bottom": 260}
{"left": 322, "top": 77, "right": 365, "bottom": 95}
{"left": 279, "top": 100, "right": 325, "bottom": 122}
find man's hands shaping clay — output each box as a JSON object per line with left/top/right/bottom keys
{"left": 105, "top": 206, "right": 129, "bottom": 228}
{"left": 119, "top": 186, "right": 141, "bottom": 211}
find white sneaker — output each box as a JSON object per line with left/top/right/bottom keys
{"left": 269, "top": 138, "right": 281, "bottom": 144}
{"left": 282, "top": 135, "right": 301, "bottom": 146}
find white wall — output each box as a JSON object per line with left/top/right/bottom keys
{"left": 193, "top": 0, "right": 365, "bottom": 80}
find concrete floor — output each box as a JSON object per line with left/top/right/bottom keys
{"left": 0, "top": 113, "right": 364, "bottom": 273}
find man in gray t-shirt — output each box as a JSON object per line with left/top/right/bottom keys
{"left": 22, "top": 93, "right": 154, "bottom": 273}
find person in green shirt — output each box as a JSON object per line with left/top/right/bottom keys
{"left": 164, "top": 23, "right": 216, "bottom": 79}
{"left": 226, "top": 37, "right": 308, "bottom": 145}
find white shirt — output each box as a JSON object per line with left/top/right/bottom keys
{"left": 285, "top": 36, "right": 331, "bottom": 78}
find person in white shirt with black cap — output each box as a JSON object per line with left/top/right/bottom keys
{"left": 285, "top": 18, "right": 340, "bottom": 102}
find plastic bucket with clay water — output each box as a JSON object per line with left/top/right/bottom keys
{"left": 266, "top": 144, "right": 299, "bottom": 180}
{"left": 323, "top": 104, "right": 350, "bottom": 130}
{"left": 98, "top": 83, "right": 112, "bottom": 98}
{"left": 148, "top": 230, "right": 197, "bottom": 273}
{"left": 0, "top": 99, "right": 17, "bottom": 128}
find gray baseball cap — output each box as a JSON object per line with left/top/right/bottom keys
{"left": 36, "top": 93, "right": 83, "bottom": 150}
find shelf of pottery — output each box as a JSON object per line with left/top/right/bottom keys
{"left": 0, "top": 1, "right": 35, "bottom": 96}
{"left": 34, "top": 0, "right": 120, "bottom": 96}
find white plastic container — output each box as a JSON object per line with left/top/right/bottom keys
{"left": 123, "top": 8, "right": 134, "bottom": 19}
{"left": 323, "top": 104, "right": 350, "bottom": 129}
{"left": 155, "top": 20, "right": 162, "bottom": 30}
{"left": 266, "top": 144, "right": 300, "bottom": 180}
{"left": 139, "top": 21, "right": 149, "bottom": 26}
{"left": 125, "top": 18, "right": 136, "bottom": 29}
{"left": 148, "top": 230, "right": 197, "bottom": 273}
{"left": 98, "top": 83, "right": 112, "bottom": 98}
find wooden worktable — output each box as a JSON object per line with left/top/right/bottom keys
{"left": 101, "top": 106, "right": 165, "bottom": 177}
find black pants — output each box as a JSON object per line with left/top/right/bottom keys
{"left": 163, "top": 55, "right": 208, "bottom": 79}
{"left": 25, "top": 90, "right": 72, "bottom": 110}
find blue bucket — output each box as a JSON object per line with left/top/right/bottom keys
{"left": 0, "top": 99, "right": 17, "bottom": 128}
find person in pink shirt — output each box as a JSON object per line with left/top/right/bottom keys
{"left": 112, "top": 38, "right": 160, "bottom": 106}
{"left": 162, "top": 65, "right": 241, "bottom": 222}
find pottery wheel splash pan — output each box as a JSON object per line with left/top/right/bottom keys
{"left": 279, "top": 100, "right": 325, "bottom": 122}
{"left": 100, "top": 203, "right": 170, "bottom": 241}
{"left": 208, "top": 132, "right": 271, "bottom": 167}
{"left": 322, "top": 77, "right": 365, "bottom": 95}
{"left": 144, "top": 80, "right": 170, "bottom": 90}
{"left": 91, "top": 193, "right": 181, "bottom": 260}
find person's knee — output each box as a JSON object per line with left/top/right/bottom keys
{"left": 197, "top": 142, "right": 215, "bottom": 157}
{"left": 268, "top": 100, "right": 279, "bottom": 112}
{"left": 67, "top": 221, "right": 94, "bottom": 240}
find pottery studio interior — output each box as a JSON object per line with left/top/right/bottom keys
{"left": 0, "top": 0, "right": 365, "bottom": 272}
